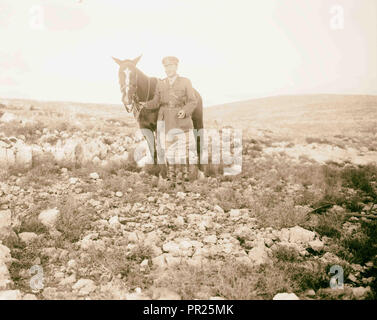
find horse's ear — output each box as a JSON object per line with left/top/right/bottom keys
{"left": 112, "top": 57, "right": 123, "bottom": 65}
{"left": 132, "top": 55, "right": 142, "bottom": 65}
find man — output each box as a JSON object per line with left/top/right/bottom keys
{"left": 143, "top": 56, "right": 198, "bottom": 185}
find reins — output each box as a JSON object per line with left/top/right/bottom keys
{"left": 120, "top": 68, "right": 151, "bottom": 115}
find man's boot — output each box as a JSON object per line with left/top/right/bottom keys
{"left": 176, "top": 167, "right": 184, "bottom": 185}
{"left": 183, "top": 165, "right": 190, "bottom": 182}
{"left": 166, "top": 164, "right": 176, "bottom": 188}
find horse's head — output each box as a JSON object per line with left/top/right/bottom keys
{"left": 113, "top": 55, "right": 142, "bottom": 112}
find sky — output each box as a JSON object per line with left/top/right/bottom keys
{"left": 0, "top": 0, "right": 376, "bottom": 106}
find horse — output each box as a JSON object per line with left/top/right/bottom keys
{"left": 112, "top": 55, "right": 204, "bottom": 169}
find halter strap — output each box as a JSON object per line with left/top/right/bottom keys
{"left": 120, "top": 68, "right": 151, "bottom": 114}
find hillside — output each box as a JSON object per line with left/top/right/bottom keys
{"left": 205, "top": 94, "right": 377, "bottom": 138}
{"left": 0, "top": 94, "right": 377, "bottom": 300}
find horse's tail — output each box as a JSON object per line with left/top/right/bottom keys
{"left": 191, "top": 89, "right": 204, "bottom": 169}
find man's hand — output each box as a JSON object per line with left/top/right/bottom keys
{"left": 138, "top": 102, "right": 145, "bottom": 112}
{"left": 177, "top": 110, "right": 186, "bottom": 119}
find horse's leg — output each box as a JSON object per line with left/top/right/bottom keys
{"left": 192, "top": 95, "right": 204, "bottom": 170}
{"left": 153, "top": 131, "right": 158, "bottom": 165}
{"left": 140, "top": 127, "right": 155, "bottom": 164}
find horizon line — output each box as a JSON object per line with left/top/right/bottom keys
{"left": 1, "top": 92, "right": 377, "bottom": 109}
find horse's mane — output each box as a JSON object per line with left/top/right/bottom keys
{"left": 118, "top": 64, "right": 158, "bottom": 102}
{"left": 118, "top": 64, "right": 154, "bottom": 86}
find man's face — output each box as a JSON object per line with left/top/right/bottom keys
{"left": 164, "top": 63, "right": 178, "bottom": 78}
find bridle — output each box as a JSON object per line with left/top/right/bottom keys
{"left": 120, "top": 67, "right": 150, "bottom": 115}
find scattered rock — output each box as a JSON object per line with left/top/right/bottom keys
{"left": 0, "top": 210, "right": 11, "bottom": 230}
{"left": 38, "top": 208, "right": 60, "bottom": 228}
{"left": 125, "top": 288, "right": 151, "bottom": 300}
{"left": 115, "top": 191, "right": 123, "bottom": 198}
{"left": 352, "top": 286, "right": 371, "bottom": 299}
{"left": 67, "top": 259, "right": 77, "bottom": 270}
{"left": 308, "top": 239, "right": 324, "bottom": 252}
{"left": 127, "top": 232, "right": 141, "bottom": 243}
{"left": 0, "top": 244, "right": 12, "bottom": 267}
{"left": 0, "top": 290, "right": 22, "bottom": 300}
{"left": 176, "top": 192, "right": 186, "bottom": 200}
{"left": 14, "top": 141, "right": 32, "bottom": 168}
{"left": 186, "top": 256, "right": 205, "bottom": 268}
{"left": 42, "top": 287, "right": 58, "bottom": 299}
{"left": 197, "top": 170, "right": 205, "bottom": 180}
{"left": 273, "top": 292, "right": 300, "bottom": 300}
{"left": 0, "top": 264, "right": 12, "bottom": 290}
{"left": 22, "top": 293, "right": 38, "bottom": 300}
{"left": 109, "top": 216, "right": 120, "bottom": 228}
{"left": 229, "top": 209, "right": 241, "bottom": 218}
{"left": 140, "top": 259, "right": 149, "bottom": 268}
{"left": 348, "top": 274, "right": 358, "bottom": 283}
{"left": 179, "top": 240, "right": 194, "bottom": 252}
{"left": 248, "top": 244, "right": 272, "bottom": 266}
{"left": 151, "top": 287, "right": 181, "bottom": 300}
{"left": 288, "top": 226, "right": 315, "bottom": 244}
{"left": 362, "top": 277, "right": 374, "bottom": 285}
{"left": 69, "top": 177, "right": 79, "bottom": 184}
{"left": 304, "top": 289, "right": 316, "bottom": 297}
{"left": 89, "top": 172, "right": 99, "bottom": 180}
{"left": 162, "top": 242, "right": 180, "bottom": 256}
{"left": 152, "top": 255, "right": 167, "bottom": 269}
{"left": 319, "top": 252, "right": 342, "bottom": 265}
{"left": 350, "top": 264, "right": 363, "bottom": 273}
{"left": 174, "top": 216, "right": 185, "bottom": 227}
{"left": 164, "top": 254, "right": 181, "bottom": 267}
{"left": 59, "top": 274, "right": 77, "bottom": 287}
{"left": 0, "top": 112, "right": 17, "bottom": 123}
{"left": 203, "top": 235, "right": 217, "bottom": 244}
{"left": 213, "top": 205, "right": 224, "bottom": 214}
{"left": 18, "top": 232, "right": 38, "bottom": 244}
{"left": 72, "top": 279, "right": 97, "bottom": 296}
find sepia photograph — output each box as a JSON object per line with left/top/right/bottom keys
{"left": 0, "top": 0, "right": 376, "bottom": 307}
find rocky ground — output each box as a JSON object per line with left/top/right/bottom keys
{"left": 0, "top": 98, "right": 377, "bottom": 300}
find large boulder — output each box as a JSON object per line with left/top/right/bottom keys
{"left": 0, "top": 210, "right": 15, "bottom": 243}
{"left": 18, "top": 232, "right": 39, "bottom": 244}
{"left": 308, "top": 239, "right": 324, "bottom": 252}
{"left": 72, "top": 279, "right": 97, "bottom": 296}
{"left": 38, "top": 208, "right": 60, "bottom": 229}
{"left": 0, "top": 264, "right": 12, "bottom": 290}
{"left": 0, "top": 112, "right": 17, "bottom": 123}
{"left": 54, "top": 139, "right": 77, "bottom": 163}
{"left": 162, "top": 242, "right": 181, "bottom": 257}
{"left": 0, "top": 244, "right": 12, "bottom": 290}
{"left": 0, "top": 210, "right": 12, "bottom": 230}
{"left": 248, "top": 243, "right": 273, "bottom": 266}
{"left": 0, "top": 290, "right": 22, "bottom": 300}
{"left": 75, "top": 139, "right": 93, "bottom": 164}
{"left": 14, "top": 140, "right": 32, "bottom": 168}
{"left": 288, "top": 226, "right": 316, "bottom": 244}
{"left": 279, "top": 226, "right": 316, "bottom": 245}
{"left": 0, "top": 147, "right": 15, "bottom": 167}
{"left": 273, "top": 292, "right": 300, "bottom": 300}
{"left": 0, "top": 245, "right": 12, "bottom": 268}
